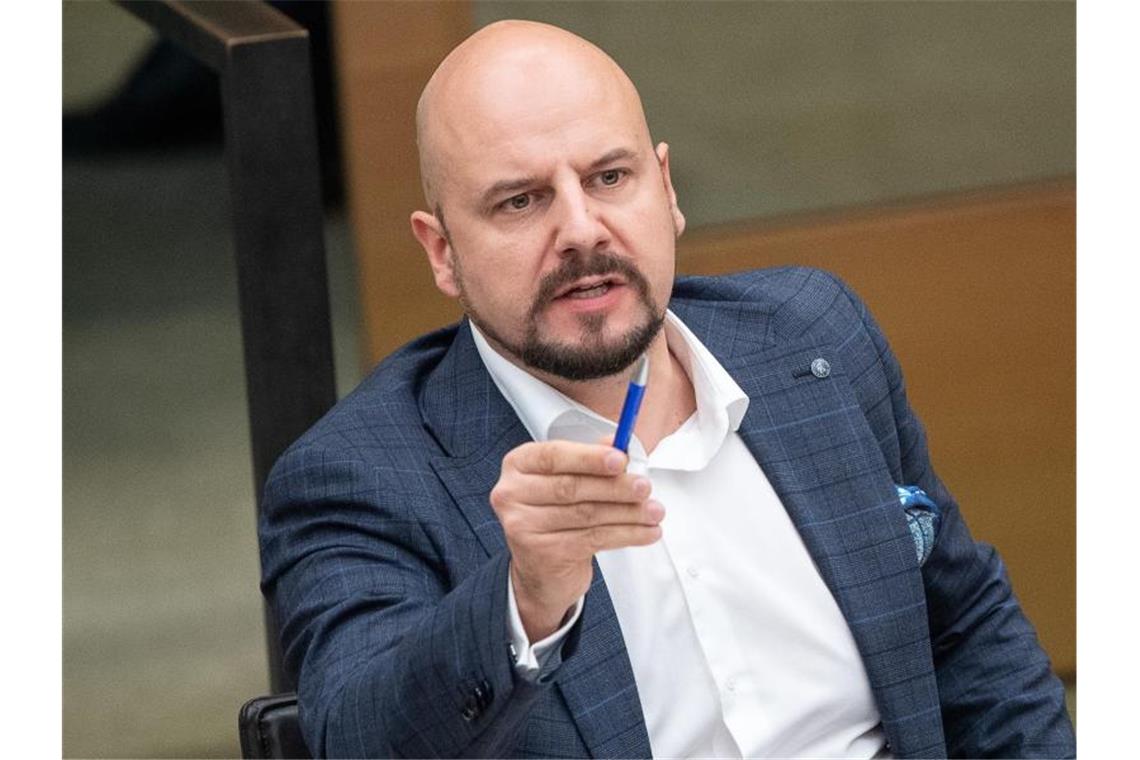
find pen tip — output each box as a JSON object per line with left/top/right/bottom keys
{"left": 634, "top": 355, "right": 649, "bottom": 385}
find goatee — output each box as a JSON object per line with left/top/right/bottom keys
{"left": 462, "top": 251, "right": 665, "bottom": 381}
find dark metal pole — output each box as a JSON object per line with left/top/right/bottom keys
{"left": 117, "top": 1, "right": 337, "bottom": 694}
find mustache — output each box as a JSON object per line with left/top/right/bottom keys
{"left": 529, "top": 252, "right": 651, "bottom": 317}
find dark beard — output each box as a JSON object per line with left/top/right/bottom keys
{"left": 518, "top": 308, "right": 663, "bottom": 381}
{"left": 461, "top": 251, "right": 665, "bottom": 381}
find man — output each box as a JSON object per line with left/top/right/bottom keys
{"left": 260, "top": 20, "right": 1075, "bottom": 759}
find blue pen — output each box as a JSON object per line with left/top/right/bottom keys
{"left": 612, "top": 355, "right": 649, "bottom": 453}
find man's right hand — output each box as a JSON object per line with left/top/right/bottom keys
{"left": 489, "top": 440, "right": 664, "bottom": 641}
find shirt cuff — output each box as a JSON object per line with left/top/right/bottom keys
{"left": 507, "top": 573, "right": 584, "bottom": 681}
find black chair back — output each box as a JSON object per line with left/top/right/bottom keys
{"left": 239, "top": 693, "right": 311, "bottom": 759}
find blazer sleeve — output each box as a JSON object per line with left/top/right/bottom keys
{"left": 259, "top": 443, "right": 549, "bottom": 758}
{"left": 830, "top": 273, "right": 1076, "bottom": 758}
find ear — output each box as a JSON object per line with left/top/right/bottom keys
{"left": 654, "top": 142, "right": 686, "bottom": 238}
{"left": 410, "top": 209, "right": 460, "bottom": 298}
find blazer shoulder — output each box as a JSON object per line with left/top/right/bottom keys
{"left": 673, "top": 266, "right": 869, "bottom": 343}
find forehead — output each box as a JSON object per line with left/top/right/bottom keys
{"left": 432, "top": 48, "right": 650, "bottom": 196}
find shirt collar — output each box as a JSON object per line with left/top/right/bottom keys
{"left": 469, "top": 311, "right": 749, "bottom": 470}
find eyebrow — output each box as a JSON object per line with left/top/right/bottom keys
{"left": 477, "top": 147, "right": 640, "bottom": 209}
{"left": 480, "top": 177, "right": 538, "bottom": 209}
{"left": 587, "top": 147, "right": 638, "bottom": 172}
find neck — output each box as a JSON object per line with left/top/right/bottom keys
{"left": 543, "top": 330, "right": 697, "bottom": 453}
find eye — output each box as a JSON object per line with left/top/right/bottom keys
{"left": 591, "top": 168, "right": 630, "bottom": 190}
{"left": 599, "top": 169, "right": 624, "bottom": 186}
{"left": 494, "top": 189, "right": 548, "bottom": 216}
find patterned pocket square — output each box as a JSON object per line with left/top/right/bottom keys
{"left": 896, "top": 484, "right": 942, "bottom": 565}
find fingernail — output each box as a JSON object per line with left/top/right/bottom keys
{"left": 633, "top": 477, "right": 652, "bottom": 499}
{"left": 604, "top": 450, "right": 626, "bottom": 473}
{"left": 648, "top": 501, "right": 665, "bottom": 521}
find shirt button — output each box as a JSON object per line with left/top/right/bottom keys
{"left": 686, "top": 565, "right": 700, "bottom": 579}
{"left": 726, "top": 677, "right": 737, "bottom": 692}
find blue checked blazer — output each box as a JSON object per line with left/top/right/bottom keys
{"left": 259, "top": 267, "right": 1075, "bottom": 758}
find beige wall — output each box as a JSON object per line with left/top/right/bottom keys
{"left": 476, "top": 0, "right": 1075, "bottom": 226}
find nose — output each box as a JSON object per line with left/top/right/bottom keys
{"left": 552, "top": 183, "right": 610, "bottom": 256}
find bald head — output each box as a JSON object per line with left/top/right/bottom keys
{"left": 415, "top": 20, "right": 652, "bottom": 209}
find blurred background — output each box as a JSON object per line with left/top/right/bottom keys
{"left": 63, "top": 1, "right": 1074, "bottom": 756}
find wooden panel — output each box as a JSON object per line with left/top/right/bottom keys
{"left": 332, "top": 0, "right": 470, "bottom": 366}
{"left": 678, "top": 179, "right": 1076, "bottom": 676}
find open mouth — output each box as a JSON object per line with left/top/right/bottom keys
{"left": 556, "top": 277, "right": 621, "bottom": 300}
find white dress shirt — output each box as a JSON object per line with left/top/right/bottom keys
{"left": 471, "top": 314, "right": 890, "bottom": 758}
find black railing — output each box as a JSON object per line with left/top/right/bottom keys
{"left": 117, "top": 0, "right": 337, "bottom": 693}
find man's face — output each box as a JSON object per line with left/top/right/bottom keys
{"left": 415, "top": 46, "right": 685, "bottom": 381}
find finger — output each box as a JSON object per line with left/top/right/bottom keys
{"left": 512, "top": 471, "right": 652, "bottom": 507}
{"left": 565, "top": 523, "right": 665, "bottom": 554}
{"left": 508, "top": 440, "right": 627, "bottom": 477}
{"left": 523, "top": 499, "right": 665, "bottom": 533}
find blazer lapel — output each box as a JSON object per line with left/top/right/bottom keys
{"left": 717, "top": 336, "right": 944, "bottom": 755}
{"left": 430, "top": 423, "right": 528, "bottom": 559}
{"left": 421, "top": 322, "right": 651, "bottom": 757}
{"left": 421, "top": 323, "right": 528, "bottom": 558}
